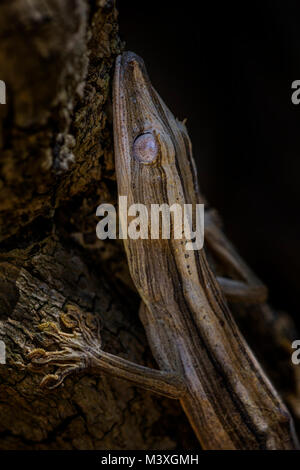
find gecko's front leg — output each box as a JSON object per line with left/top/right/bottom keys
{"left": 205, "top": 209, "right": 268, "bottom": 304}
{"left": 28, "top": 304, "right": 186, "bottom": 399}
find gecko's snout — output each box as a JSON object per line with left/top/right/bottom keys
{"left": 120, "top": 51, "right": 144, "bottom": 69}
{"left": 116, "top": 51, "right": 149, "bottom": 89}
{"left": 113, "top": 50, "right": 162, "bottom": 161}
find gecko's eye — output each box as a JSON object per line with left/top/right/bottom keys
{"left": 133, "top": 132, "right": 158, "bottom": 164}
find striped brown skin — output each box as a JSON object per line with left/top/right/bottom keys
{"left": 113, "top": 51, "right": 298, "bottom": 449}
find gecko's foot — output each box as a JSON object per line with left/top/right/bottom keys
{"left": 28, "top": 305, "right": 102, "bottom": 389}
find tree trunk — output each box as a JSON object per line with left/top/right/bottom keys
{"left": 0, "top": 0, "right": 299, "bottom": 450}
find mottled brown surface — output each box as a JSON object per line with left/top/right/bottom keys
{"left": 0, "top": 0, "right": 197, "bottom": 450}
{"left": 0, "top": 235, "right": 197, "bottom": 449}
{"left": 0, "top": 0, "right": 299, "bottom": 450}
{"left": 113, "top": 51, "right": 299, "bottom": 449}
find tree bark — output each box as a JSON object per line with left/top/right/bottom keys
{"left": 0, "top": 0, "right": 198, "bottom": 450}
{"left": 0, "top": 0, "right": 299, "bottom": 450}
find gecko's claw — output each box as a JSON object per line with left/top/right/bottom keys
{"left": 40, "top": 365, "right": 83, "bottom": 389}
{"left": 27, "top": 305, "right": 102, "bottom": 389}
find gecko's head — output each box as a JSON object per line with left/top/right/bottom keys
{"left": 113, "top": 51, "right": 199, "bottom": 209}
{"left": 113, "top": 51, "right": 179, "bottom": 169}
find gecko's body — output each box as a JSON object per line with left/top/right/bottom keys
{"left": 29, "top": 51, "right": 298, "bottom": 450}
{"left": 113, "top": 51, "right": 297, "bottom": 449}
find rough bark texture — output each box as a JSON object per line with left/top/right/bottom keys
{"left": 0, "top": 0, "right": 299, "bottom": 450}
{"left": 0, "top": 0, "right": 198, "bottom": 449}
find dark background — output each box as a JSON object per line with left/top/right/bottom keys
{"left": 118, "top": 0, "right": 300, "bottom": 322}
